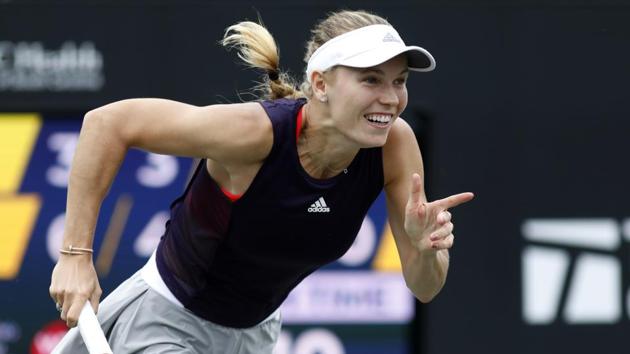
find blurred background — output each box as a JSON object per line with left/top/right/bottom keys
{"left": 1, "top": 0, "right": 630, "bottom": 353}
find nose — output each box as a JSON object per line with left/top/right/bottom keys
{"left": 379, "top": 86, "right": 400, "bottom": 106}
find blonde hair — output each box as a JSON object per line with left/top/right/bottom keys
{"left": 221, "top": 10, "right": 390, "bottom": 100}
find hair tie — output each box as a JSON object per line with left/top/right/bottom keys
{"left": 267, "top": 70, "right": 279, "bottom": 81}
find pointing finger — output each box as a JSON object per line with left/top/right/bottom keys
{"left": 436, "top": 192, "right": 474, "bottom": 210}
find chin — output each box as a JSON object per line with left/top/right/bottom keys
{"left": 358, "top": 135, "right": 389, "bottom": 148}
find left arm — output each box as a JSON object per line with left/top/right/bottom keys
{"left": 383, "top": 119, "right": 474, "bottom": 302}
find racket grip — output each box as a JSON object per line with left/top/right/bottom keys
{"left": 78, "top": 301, "right": 113, "bottom": 354}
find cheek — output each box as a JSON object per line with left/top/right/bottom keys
{"left": 335, "top": 86, "right": 370, "bottom": 111}
{"left": 398, "top": 89, "right": 409, "bottom": 111}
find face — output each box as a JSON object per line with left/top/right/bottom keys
{"left": 321, "top": 54, "right": 409, "bottom": 148}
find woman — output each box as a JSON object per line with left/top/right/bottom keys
{"left": 50, "top": 9, "right": 473, "bottom": 353}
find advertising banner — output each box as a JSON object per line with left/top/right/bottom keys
{"left": 0, "top": 114, "right": 412, "bottom": 354}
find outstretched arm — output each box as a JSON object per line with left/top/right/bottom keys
{"left": 383, "top": 119, "right": 474, "bottom": 302}
{"left": 49, "top": 99, "right": 272, "bottom": 327}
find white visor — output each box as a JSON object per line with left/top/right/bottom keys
{"left": 306, "top": 24, "right": 436, "bottom": 82}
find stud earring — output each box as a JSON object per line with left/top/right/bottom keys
{"left": 319, "top": 95, "right": 328, "bottom": 103}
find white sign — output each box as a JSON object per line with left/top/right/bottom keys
{"left": 522, "top": 218, "right": 626, "bottom": 325}
{"left": 0, "top": 41, "right": 104, "bottom": 92}
{"left": 281, "top": 271, "right": 414, "bottom": 324}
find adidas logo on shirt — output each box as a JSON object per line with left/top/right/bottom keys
{"left": 308, "top": 197, "right": 330, "bottom": 213}
{"left": 382, "top": 32, "right": 400, "bottom": 43}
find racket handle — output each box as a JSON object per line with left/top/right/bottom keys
{"left": 78, "top": 301, "right": 113, "bottom": 354}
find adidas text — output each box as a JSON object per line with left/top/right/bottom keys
{"left": 308, "top": 197, "right": 330, "bottom": 213}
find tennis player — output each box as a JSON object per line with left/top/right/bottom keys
{"left": 50, "top": 9, "right": 474, "bottom": 353}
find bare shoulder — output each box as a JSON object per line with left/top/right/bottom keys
{"left": 196, "top": 101, "right": 271, "bottom": 136}
{"left": 196, "top": 101, "right": 273, "bottom": 162}
{"left": 383, "top": 117, "right": 422, "bottom": 186}
{"left": 200, "top": 101, "right": 273, "bottom": 164}
{"left": 95, "top": 98, "right": 274, "bottom": 165}
{"left": 205, "top": 101, "right": 269, "bottom": 126}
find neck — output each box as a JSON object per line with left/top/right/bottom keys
{"left": 297, "top": 102, "right": 359, "bottom": 179}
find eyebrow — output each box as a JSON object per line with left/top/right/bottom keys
{"left": 359, "top": 68, "right": 409, "bottom": 75}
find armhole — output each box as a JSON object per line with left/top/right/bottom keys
{"left": 168, "top": 158, "right": 206, "bottom": 209}
{"left": 212, "top": 102, "right": 281, "bottom": 202}
{"left": 296, "top": 106, "right": 304, "bottom": 141}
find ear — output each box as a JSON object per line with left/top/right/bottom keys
{"left": 310, "top": 71, "right": 328, "bottom": 103}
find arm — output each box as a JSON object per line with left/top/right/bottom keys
{"left": 50, "top": 99, "right": 272, "bottom": 326}
{"left": 383, "top": 119, "right": 473, "bottom": 302}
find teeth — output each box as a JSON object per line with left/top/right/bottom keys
{"left": 364, "top": 114, "right": 392, "bottom": 124}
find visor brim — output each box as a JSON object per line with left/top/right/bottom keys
{"left": 338, "top": 45, "right": 436, "bottom": 72}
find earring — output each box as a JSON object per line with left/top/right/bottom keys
{"left": 319, "top": 95, "right": 328, "bottom": 103}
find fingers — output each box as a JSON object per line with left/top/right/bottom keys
{"left": 53, "top": 286, "right": 93, "bottom": 327}
{"left": 431, "top": 233, "right": 454, "bottom": 250}
{"left": 60, "top": 299, "right": 69, "bottom": 322}
{"left": 49, "top": 285, "right": 56, "bottom": 302}
{"left": 66, "top": 300, "right": 85, "bottom": 328}
{"left": 429, "top": 218, "right": 454, "bottom": 250}
{"left": 50, "top": 286, "right": 64, "bottom": 315}
{"left": 90, "top": 288, "right": 102, "bottom": 315}
{"left": 50, "top": 287, "right": 60, "bottom": 310}
{"left": 61, "top": 296, "right": 88, "bottom": 328}
{"left": 50, "top": 258, "right": 100, "bottom": 327}
{"left": 437, "top": 210, "right": 451, "bottom": 224}
{"left": 430, "top": 222, "right": 453, "bottom": 242}
{"left": 436, "top": 192, "right": 474, "bottom": 210}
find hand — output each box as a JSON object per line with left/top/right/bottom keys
{"left": 404, "top": 173, "right": 474, "bottom": 252}
{"left": 49, "top": 254, "right": 102, "bottom": 328}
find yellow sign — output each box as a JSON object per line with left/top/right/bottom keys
{"left": 0, "top": 114, "right": 42, "bottom": 279}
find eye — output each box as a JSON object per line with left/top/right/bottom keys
{"left": 394, "top": 77, "right": 407, "bottom": 86}
{"left": 362, "top": 76, "right": 380, "bottom": 85}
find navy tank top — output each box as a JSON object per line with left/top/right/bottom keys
{"left": 156, "top": 98, "right": 384, "bottom": 328}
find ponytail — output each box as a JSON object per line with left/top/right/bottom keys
{"left": 221, "top": 21, "right": 304, "bottom": 100}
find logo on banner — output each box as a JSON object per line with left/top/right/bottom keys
{"left": 30, "top": 320, "right": 68, "bottom": 354}
{"left": 0, "top": 41, "right": 104, "bottom": 92}
{"left": 521, "top": 218, "right": 629, "bottom": 325}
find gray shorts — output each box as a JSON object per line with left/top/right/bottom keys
{"left": 53, "top": 271, "right": 282, "bottom": 353}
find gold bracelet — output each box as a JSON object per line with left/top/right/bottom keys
{"left": 68, "top": 245, "right": 93, "bottom": 253}
{"left": 59, "top": 249, "right": 89, "bottom": 255}
{"left": 59, "top": 245, "right": 94, "bottom": 255}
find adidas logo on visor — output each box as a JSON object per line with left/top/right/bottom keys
{"left": 308, "top": 197, "right": 330, "bottom": 213}
{"left": 382, "top": 32, "right": 400, "bottom": 43}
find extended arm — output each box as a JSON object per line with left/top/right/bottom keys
{"left": 50, "top": 99, "right": 272, "bottom": 326}
{"left": 383, "top": 119, "right": 473, "bottom": 302}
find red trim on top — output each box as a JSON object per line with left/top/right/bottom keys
{"left": 221, "top": 187, "right": 242, "bottom": 202}
{"left": 296, "top": 106, "right": 303, "bottom": 141}
{"left": 220, "top": 106, "right": 305, "bottom": 202}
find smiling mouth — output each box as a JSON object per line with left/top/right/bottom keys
{"left": 364, "top": 113, "right": 393, "bottom": 128}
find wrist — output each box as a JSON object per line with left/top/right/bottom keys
{"left": 58, "top": 252, "right": 93, "bottom": 267}
{"left": 408, "top": 245, "right": 438, "bottom": 264}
